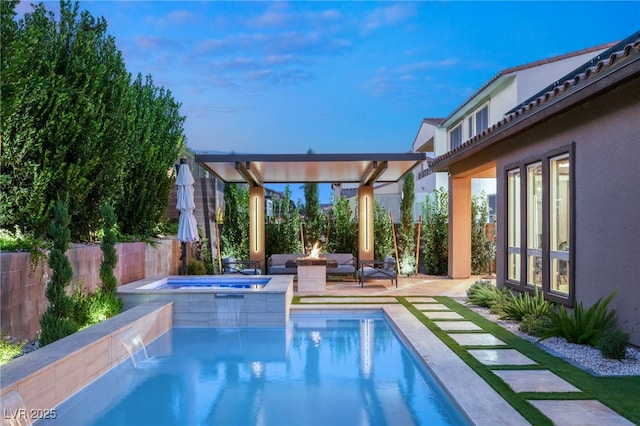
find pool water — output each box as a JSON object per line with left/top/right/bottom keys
{"left": 155, "top": 277, "right": 269, "bottom": 289}
{"left": 44, "top": 315, "right": 468, "bottom": 425}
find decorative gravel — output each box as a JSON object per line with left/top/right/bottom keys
{"left": 453, "top": 297, "right": 640, "bottom": 376}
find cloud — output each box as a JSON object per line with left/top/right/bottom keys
{"left": 147, "top": 9, "right": 196, "bottom": 27}
{"left": 361, "top": 4, "right": 415, "bottom": 33}
{"left": 247, "top": 3, "right": 343, "bottom": 29}
{"left": 362, "top": 58, "right": 458, "bottom": 99}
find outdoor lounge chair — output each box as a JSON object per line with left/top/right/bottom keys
{"left": 222, "top": 257, "right": 262, "bottom": 275}
{"left": 359, "top": 256, "right": 397, "bottom": 288}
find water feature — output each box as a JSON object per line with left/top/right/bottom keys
{"left": 43, "top": 314, "right": 468, "bottom": 425}
{"left": 117, "top": 328, "right": 149, "bottom": 369}
{"left": 214, "top": 294, "right": 244, "bottom": 327}
{"left": 1, "top": 390, "right": 31, "bottom": 426}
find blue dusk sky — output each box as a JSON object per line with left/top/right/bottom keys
{"left": 15, "top": 1, "right": 640, "bottom": 202}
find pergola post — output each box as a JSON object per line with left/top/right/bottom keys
{"left": 358, "top": 185, "right": 375, "bottom": 262}
{"left": 249, "top": 186, "right": 265, "bottom": 272}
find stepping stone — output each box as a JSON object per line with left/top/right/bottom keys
{"left": 468, "top": 349, "right": 536, "bottom": 366}
{"left": 449, "top": 333, "right": 506, "bottom": 346}
{"left": 433, "top": 321, "right": 482, "bottom": 331}
{"left": 415, "top": 303, "right": 449, "bottom": 311}
{"left": 405, "top": 297, "right": 437, "bottom": 303}
{"left": 494, "top": 370, "right": 580, "bottom": 393}
{"left": 423, "top": 311, "right": 464, "bottom": 320}
{"left": 528, "top": 400, "right": 635, "bottom": 426}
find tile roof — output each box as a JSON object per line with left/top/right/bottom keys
{"left": 429, "top": 32, "right": 640, "bottom": 170}
{"left": 442, "top": 42, "right": 616, "bottom": 125}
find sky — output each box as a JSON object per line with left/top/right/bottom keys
{"left": 15, "top": 1, "right": 640, "bottom": 201}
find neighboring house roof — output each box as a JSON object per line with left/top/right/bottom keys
{"left": 422, "top": 118, "right": 445, "bottom": 125}
{"left": 442, "top": 41, "right": 616, "bottom": 125}
{"left": 429, "top": 32, "right": 640, "bottom": 171}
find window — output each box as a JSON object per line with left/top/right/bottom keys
{"left": 550, "top": 154, "right": 570, "bottom": 295}
{"left": 450, "top": 125, "right": 462, "bottom": 150}
{"left": 526, "top": 163, "right": 542, "bottom": 288}
{"left": 475, "top": 105, "right": 489, "bottom": 135}
{"left": 504, "top": 145, "right": 573, "bottom": 302}
{"left": 507, "top": 169, "right": 521, "bottom": 282}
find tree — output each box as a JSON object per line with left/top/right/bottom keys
{"left": 421, "top": 187, "right": 448, "bottom": 275}
{"left": 266, "top": 186, "right": 303, "bottom": 257}
{"left": 374, "top": 199, "right": 394, "bottom": 260}
{"left": 99, "top": 204, "right": 118, "bottom": 294}
{"left": 327, "top": 196, "right": 357, "bottom": 256}
{"left": 39, "top": 199, "right": 78, "bottom": 346}
{"left": 471, "top": 192, "right": 496, "bottom": 274}
{"left": 398, "top": 173, "right": 416, "bottom": 274}
{"left": 220, "top": 184, "right": 249, "bottom": 259}
{"left": 302, "top": 150, "right": 325, "bottom": 249}
{"left": 1, "top": 1, "right": 132, "bottom": 240}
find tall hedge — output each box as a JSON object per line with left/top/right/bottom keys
{"left": 0, "top": 1, "right": 185, "bottom": 241}
{"left": 114, "top": 74, "right": 185, "bottom": 237}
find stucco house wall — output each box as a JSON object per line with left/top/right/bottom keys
{"left": 489, "top": 75, "right": 640, "bottom": 345}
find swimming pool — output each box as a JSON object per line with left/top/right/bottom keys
{"left": 43, "top": 314, "right": 468, "bottom": 425}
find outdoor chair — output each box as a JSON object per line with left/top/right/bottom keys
{"left": 359, "top": 256, "right": 397, "bottom": 288}
{"left": 222, "top": 257, "right": 262, "bottom": 275}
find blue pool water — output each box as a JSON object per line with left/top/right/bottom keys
{"left": 157, "top": 277, "right": 269, "bottom": 289}
{"left": 44, "top": 315, "right": 468, "bottom": 425}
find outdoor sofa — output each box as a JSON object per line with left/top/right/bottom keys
{"left": 267, "top": 253, "right": 357, "bottom": 279}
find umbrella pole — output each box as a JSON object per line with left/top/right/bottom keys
{"left": 181, "top": 242, "right": 187, "bottom": 275}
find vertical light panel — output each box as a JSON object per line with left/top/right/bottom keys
{"left": 358, "top": 185, "right": 374, "bottom": 261}
{"left": 254, "top": 195, "right": 258, "bottom": 253}
{"left": 365, "top": 195, "right": 369, "bottom": 251}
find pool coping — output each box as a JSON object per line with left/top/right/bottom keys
{"left": 292, "top": 304, "right": 530, "bottom": 426}
{"left": 0, "top": 302, "right": 173, "bottom": 416}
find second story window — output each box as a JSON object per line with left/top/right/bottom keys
{"left": 475, "top": 105, "right": 489, "bottom": 135}
{"left": 450, "top": 124, "right": 462, "bottom": 150}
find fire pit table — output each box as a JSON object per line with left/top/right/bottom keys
{"left": 296, "top": 257, "right": 338, "bottom": 292}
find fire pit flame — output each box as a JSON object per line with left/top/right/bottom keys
{"left": 309, "top": 242, "right": 321, "bottom": 259}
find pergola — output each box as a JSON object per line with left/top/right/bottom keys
{"left": 195, "top": 152, "right": 426, "bottom": 269}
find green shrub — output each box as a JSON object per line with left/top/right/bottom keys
{"left": 489, "top": 297, "right": 512, "bottom": 319}
{"left": 71, "top": 283, "right": 89, "bottom": 327}
{"left": 467, "top": 280, "right": 506, "bottom": 308}
{"left": 501, "top": 287, "right": 552, "bottom": 321}
{"left": 519, "top": 313, "right": 553, "bottom": 337}
{"left": 187, "top": 259, "right": 206, "bottom": 275}
{"left": 0, "top": 335, "right": 24, "bottom": 365}
{"left": 539, "top": 291, "right": 617, "bottom": 346}
{"left": 597, "top": 329, "right": 629, "bottom": 359}
{"left": 85, "top": 291, "right": 123, "bottom": 326}
{"left": 39, "top": 311, "right": 79, "bottom": 347}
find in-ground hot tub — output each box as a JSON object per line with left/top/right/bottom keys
{"left": 118, "top": 275, "right": 294, "bottom": 327}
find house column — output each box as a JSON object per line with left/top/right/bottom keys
{"left": 358, "top": 185, "right": 374, "bottom": 262}
{"left": 249, "top": 186, "right": 265, "bottom": 273}
{"left": 449, "top": 175, "right": 472, "bottom": 278}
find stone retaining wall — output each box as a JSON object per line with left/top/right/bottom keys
{"left": 0, "top": 239, "right": 181, "bottom": 341}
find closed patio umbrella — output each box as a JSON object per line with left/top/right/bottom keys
{"left": 176, "top": 160, "right": 199, "bottom": 274}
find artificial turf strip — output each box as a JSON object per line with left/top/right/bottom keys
{"left": 433, "top": 296, "right": 640, "bottom": 424}
{"left": 397, "top": 297, "right": 553, "bottom": 426}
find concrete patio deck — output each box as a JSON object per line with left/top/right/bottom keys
{"left": 293, "top": 274, "right": 635, "bottom": 426}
